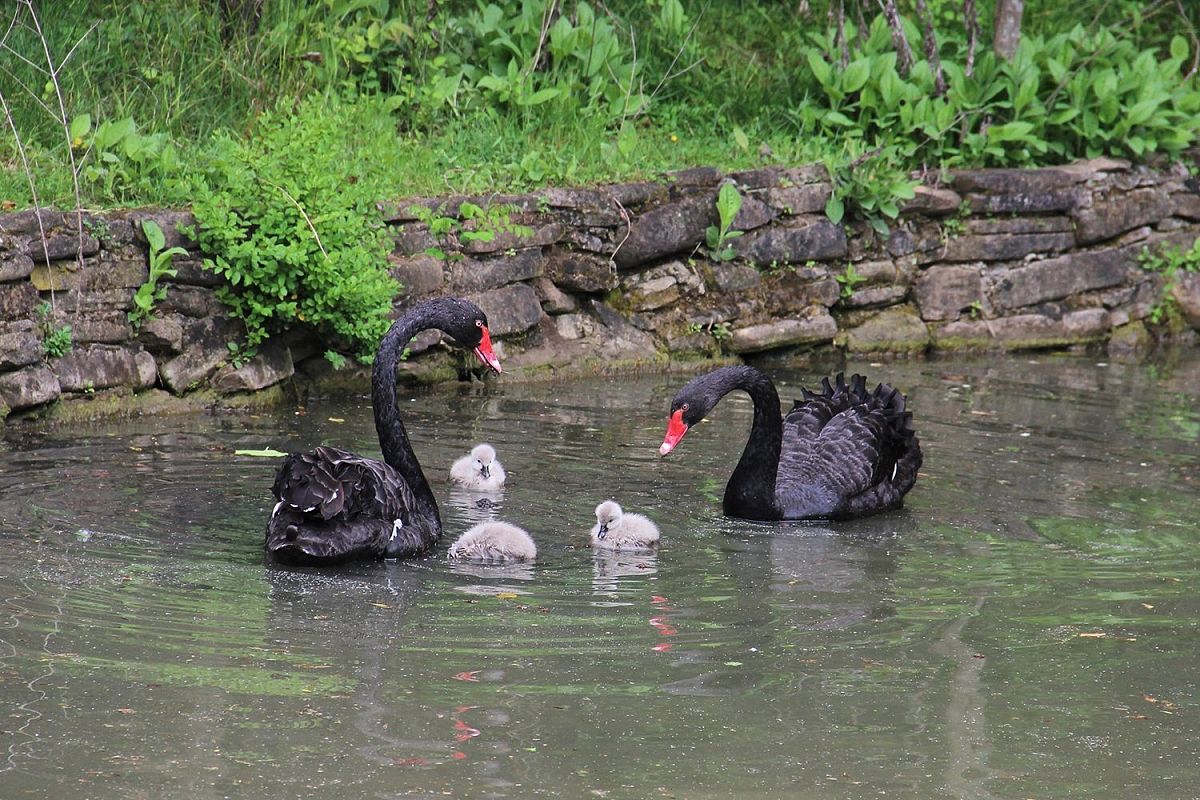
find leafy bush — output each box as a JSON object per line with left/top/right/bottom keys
{"left": 186, "top": 96, "right": 399, "bottom": 359}
{"left": 445, "top": 1, "right": 646, "bottom": 121}
{"left": 797, "top": 17, "right": 1200, "bottom": 167}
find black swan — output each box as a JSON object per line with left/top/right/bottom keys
{"left": 449, "top": 443, "right": 506, "bottom": 490}
{"left": 447, "top": 520, "right": 537, "bottom": 562}
{"left": 658, "top": 366, "right": 922, "bottom": 521}
{"left": 266, "top": 297, "right": 502, "bottom": 564}
{"left": 590, "top": 500, "right": 661, "bottom": 550}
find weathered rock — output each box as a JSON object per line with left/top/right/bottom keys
{"left": 1106, "top": 320, "right": 1153, "bottom": 355}
{"left": 965, "top": 216, "right": 1073, "bottom": 235}
{"left": 447, "top": 249, "right": 544, "bottom": 293}
{"left": 0, "top": 208, "right": 64, "bottom": 236}
{"left": 729, "top": 313, "right": 837, "bottom": 353}
{"left": 613, "top": 193, "right": 716, "bottom": 269}
{"left": 0, "top": 364, "right": 60, "bottom": 411}
{"left": 964, "top": 189, "right": 1088, "bottom": 215}
{"left": 159, "top": 317, "right": 241, "bottom": 394}
{"left": 465, "top": 283, "right": 542, "bottom": 336}
{"left": 0, "top": 282, "right": 39, "bottom": 321}
{"left": 708, "top": 261, "right": 761, "bottom": 293}
{"left": 166, "top": 258, "right": 221, "bottom": 287}
{"left": 902, "top": 185, "right": 962, "bottom": 216}
{"left": 389, "top": 252, "right": 445, "bottom": 297}
{"left": 461, "top": 222, "right": 562, "bottom": 255}
{"left": 734, "top": 218, "right": 848, "bottom": 264}
{"left": 623, "top": 260, "right": 704, "bottom": 312}
{"left": 211, "top": 339, "right": 295, "bottom": 392}
{"left": 990, "top": 309, "right": 1110, "bottom": 347}
{"left": 665, "top": 167, "right": 721, "bottom": 187}
{"left": 53, "top": 344, "right": 154, "bottom": 391}
{"left": 25, "top": 231, "right": 100, "bottom": 263}
{"left": 128, "top": 209, "right": 199, "bottom": 250}
{"left": 731, "top": 195, "right": 777, "bottom": 231}
{"left": 0, "top": 323, "right": 41, "bottom": 370}
{"left": 76, "top": 257, "right": 148, "bottom": 291}
{"left": 941, "top": 231, "right": 1075, "bottom": 262}
{"left": 0, "top": 254, "right": 34, "bottom": 281}
{"left": 588, "top": 300, "right": 659, "bottom": 357}
{"left": 49, "top": 288, "right": 132, "bottom": 315}
{"left": 840, "top": 306, "right": 930, "bottom": 353}
{"left": 1172, "top": 271, "right": 1200, "bottom": 329}
{"left": 1171, "top": 191, "right": 1200, "bottom": 221}
{"left": 764, "top": 183, "right": 832, "bottom": 216}
{"left": 532, "top": 276, "right": 577, "bottom": 313}
{"left": 30, "top": 262, "right": 81, "bottom": 291}
{"left": 606, "top": 181, "right": 668, "bottom": 209}
{"left": 990, "top": 247, "right": 1131, "bottom": 311}
{"left": 729, "top": 167, "right": 782, "bottom": 189}
{"left": 950, "top": 167, "right": 1083, "bottom": 194}
{"left": 852, "top": 259, "right": 900, "bottom": 285}
{"left": 914, "top": 265, "right": 983, "bottom": 320}
{"left": 545, "top": 251, "right": 616, "bottom": 293}
{"left": 554, "top": 312, "right": 596, "bottom": 340}
{"left": 1074, "top": 188, "right": 1172, "bottom": 245}
{"left": 842, "top": 285, "right": 910, "bottom": 308}
{"left": 766, "top": 268, "right": 841, "bottom": 312}
{"left": 158, "top": 285, "right": 223, "bottom": 318}
{"left": 392, "top": 223, "right": 437, "bottom": 256}
{"left": 935, "top": 309, "right": 1110, "bottom": 350}
{"left": 138, "top": 314, "right": 185, "bottom": 353}
{"left": 71, "top": 311, "right": 132, "bottom": 344}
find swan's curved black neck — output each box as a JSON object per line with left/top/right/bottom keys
{"left": 371, "top": 304, "right": 444, "bottom": 527}
{"left": 716, "top": 366, "right": 783, "bottom": 520}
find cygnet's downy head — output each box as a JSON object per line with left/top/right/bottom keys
{"left": 594, "top": 500, "right": 624, "bottom": 540}
{"left": 471, "top": 443, "right": 497, "bottom": 479}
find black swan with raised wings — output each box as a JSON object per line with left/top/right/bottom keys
{"left": 659, "top": 366, "right": 921, "bottom": 521}
{"left": 266, "top": 297, "right": 502, "bottom": 564}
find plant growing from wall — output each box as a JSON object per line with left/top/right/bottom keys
{"left": 36, "top": 302, "right": 72, "bottom": 359}
{"left": 1139, "top": 238, "right": 1200, "bottom": 326}
{"left": 186, "top": 97, "right": 399, "bottom": 360}
{"left": 836, "top": 263, "right": 869, "bottom": 299}
{"left": 129, "top": 220, "right": 186, "bottom": 328}
{"left": 706, "top": 182, "right": 743, "bottom": 261}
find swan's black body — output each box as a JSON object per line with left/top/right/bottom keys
{"left": 266, "top": 297, "right": 501, "bottom": 564}
{"left": 660, "top": 366, "right": 921, "bottom": 522}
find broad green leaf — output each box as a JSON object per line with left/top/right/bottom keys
{"left": 234, "top": 448, "right": 289, "bottom": 458}
{"left": 825, "top": 195, "right": 845, "bottom": 224}
{"left": 69, "top": 114, "right": 91, "bottom": 141}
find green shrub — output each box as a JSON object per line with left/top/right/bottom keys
{"left": 797, "top": 17, "right": 1200, "bottom": 167}
{"left": 186, "top": 96, "right": 399, "bottom": 359}
{"left": 129, "top": 219, "right": 186, "bottom": 328}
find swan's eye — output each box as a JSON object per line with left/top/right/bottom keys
{"left": 475, "top": 319, "right": 483, "bottom": 328}
{"left": 680, "top": 403, "right": 689, "bottom": 412}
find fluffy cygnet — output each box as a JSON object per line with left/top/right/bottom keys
{"left": 448, "top": 520, "right": 536, "bottom": 562}
{"left": 449, "top": 443, "right": 506, "bottom": 490}
{"left": 590, "top": 501, "right": 660, "bottom": 550}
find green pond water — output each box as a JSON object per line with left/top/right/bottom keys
{"left": 0, "top": 353, "right": 1197, "bottom": 799}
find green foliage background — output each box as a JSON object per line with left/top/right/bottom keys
{"left": 2, "top": 0, "right": 1198, "bottom": 353}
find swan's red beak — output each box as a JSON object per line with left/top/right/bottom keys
{"left": 659, "top": 409, "right": 688, "bottom": 456}
{"left": 473, "top": 325, "right": 502, "bottom": 374}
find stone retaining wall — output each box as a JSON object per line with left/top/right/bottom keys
{"left": 2, "top": 157, "right": 1199, "bottom": 422}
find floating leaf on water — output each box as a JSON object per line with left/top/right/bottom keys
{"left": 234, "top": 448, "right": 288, "bottom": 458}
{"left": 328, "top": 417, "right": 345, "bottom": 423}
{"left": 495, "top": 592, "right": 519, "bottom": 600}
{"left": 724, "top": 661, "right": 743, "bottom": 667}
{"left": 1078, "top": 632, "right": 1107, "bottom": 638}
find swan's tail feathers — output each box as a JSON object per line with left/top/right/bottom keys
{"left": 265, "top": 446, "right": 440, "bottom": 563}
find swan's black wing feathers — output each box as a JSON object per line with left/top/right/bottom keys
{"left": 265, "top": 445, "right": 440, "bottom": 564}
{"left": 777, "top": 374, "right": 922, "bottom": 519}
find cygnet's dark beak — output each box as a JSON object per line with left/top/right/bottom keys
{"left": 480, "top": 464, "right": 490, "bottom": 479}
{"left": 597, "top": 523, "right": 608, "bottom": 540}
